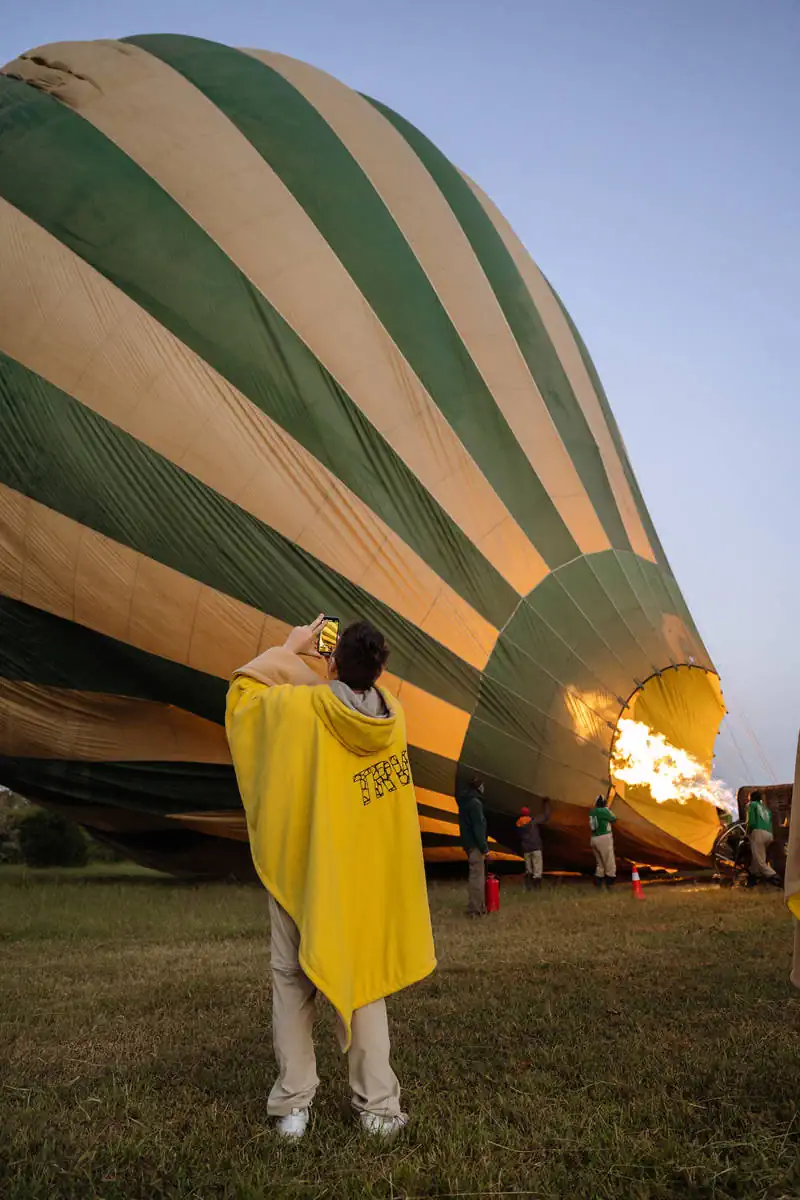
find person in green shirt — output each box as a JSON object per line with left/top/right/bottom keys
{"left": 589, "top": 795, "right": 617, "bottom": 887}
{"left": 747, "top": 790, "right": 781, "bottom": 887}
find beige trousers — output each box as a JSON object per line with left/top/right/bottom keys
{"left": 591, "top": 833, "right": 616, "bottom": 878}
{"left": 267, "top": 895, "right": 402, "bottom": 1118}
{"left": 467, "top": 847, "right": 486, "bottom": 914}
{"left": 524, "top": 850, "right": 543, "bottom": 880}
{"left": 749, "top": 828, "right": 777, "bottom": 878}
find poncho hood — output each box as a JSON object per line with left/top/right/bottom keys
{"left": 311, "top": 685, "right": 396, "bottom": 757}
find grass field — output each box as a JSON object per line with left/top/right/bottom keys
{"left": 1, "top": 868, "right": 798, "bottom": 1200}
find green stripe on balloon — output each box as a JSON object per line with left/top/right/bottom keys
{"left": 646, "top": 566, "right": 713, "bottom": 671}
{"left": 462, "top": 711, "right": 611, "bottom": 801}
{"left": 558, "top": 554, "right": 660, "bottom": 681}
{"left": 475, "top": 669, "right": 614, "bottom": 772}
{"left": 522, "top": 577, "right": 634, "bottom": 703}
{"left": 0, "top": 595, "right": 465, "bottom": 805}
{"left": 123, "top": 33, "right": 580, "bottom": 570}
{"left": 366, "top": 97, "right": 635, "bottom": 557}
{"left": 418, "top": 834, "right": 466, "bottom": 850}
{"left": 408, "top": 746, "right": 458, "bottom": 796}
{"left": 583, "top": 552, "right": 669, "bottom": 675}
{"left": 547, "top": 555, "right": 658, "bottom": 685}
{"left": 0, "top": 595, "right": 226, "bottom": 723}
{"left": 612, "top": 551, "right": 677, "bottom": 667}
{"left": 0, "top": 349, "right": 480, "bottom": 713}
{"left": 0, "top": 756, "right": 240, "bottom": 816}
{"left": 491, "top": 610, "right": 625, "bottom": 731}
{"left": 546, "top": 281, "right": 671, "bottom": 569}
{"left": 417, "top": 803, "right": 460, "bottom": 827}
{"left": 0, "top": 73, "right": 515, "bottom": 633}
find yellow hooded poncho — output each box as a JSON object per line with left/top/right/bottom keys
{"left": 225, "top": 648, "right": 436, "bottom": 1040}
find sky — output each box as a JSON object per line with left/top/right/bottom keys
{"left": 2, "top": 0, "right": 798, "bottom": 790}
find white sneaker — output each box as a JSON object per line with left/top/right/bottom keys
{"left": 275, "top": 1107, "right": 310, "bottom": 1140}
{"left": 358, "top": 1110, "right": 409, "bottom": 1139}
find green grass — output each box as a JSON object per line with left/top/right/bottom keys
{"left": 1, "top": 871, "right": 798, "bottom": 1200}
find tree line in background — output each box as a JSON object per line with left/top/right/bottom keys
{"left": 0, "top": 788, "right": 126, "bottom": 868}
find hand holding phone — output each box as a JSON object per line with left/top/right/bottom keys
{"left": 284, "top": 614, "right": 330, "bottom": 658}
{"left": 283, "top": 615, "right": 340, "bottom": 659}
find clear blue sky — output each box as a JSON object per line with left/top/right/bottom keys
{"left": 3, "top": 0, "right": 798, "bottom": 790}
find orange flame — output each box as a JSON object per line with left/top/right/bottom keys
{"left": 611, "top": 719, "right": 735, "bottom": 815}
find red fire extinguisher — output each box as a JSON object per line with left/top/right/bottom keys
{"left": 485, "top": 872, "right": 500, "bottom": 913}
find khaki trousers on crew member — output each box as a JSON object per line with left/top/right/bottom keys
{"left": 524, "top": 850, "right": 543, "bottom": 880}
{"left": 749, "top": 828, "right": 777, "bottom": 878}
{"left": 591, "top": 832, "right": 616, "bottom": 879}
{"left": 267, "top": 895, "right": 402, "bottom": 1118}
{"left": 468, "top": 847, "right": 486, "bottom": 914}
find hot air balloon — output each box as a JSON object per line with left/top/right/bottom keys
{"left": 0, "top": 35, "right": 725, "bottom": 876}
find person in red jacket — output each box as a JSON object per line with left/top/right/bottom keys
{"left": 516, "top": 801, "right": 551, "bottom": 890}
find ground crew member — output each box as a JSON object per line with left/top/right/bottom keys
{"left": 457, "top": 777, "right": 489, "bottom": 917}
{"left": 516, "top": 801, "right": 551, "bottom": 890}
{"left": 589, "top": 794, "right": 617, "bottom": 887}
{"left": 747, "top": 789, "right": 781, "bottom": 887}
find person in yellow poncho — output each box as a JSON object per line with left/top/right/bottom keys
{"left": 226, "top": 615, "right": 436, "bottom": 1141}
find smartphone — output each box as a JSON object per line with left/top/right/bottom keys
{"left": 317, "top": 616, "right": 340, "bottom": 658}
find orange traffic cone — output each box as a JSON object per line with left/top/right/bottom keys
{"left": 631, "top": 867, "right": 644, "bottom": 899}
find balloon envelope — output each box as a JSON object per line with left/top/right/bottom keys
{"left": 0, "top": 36, "right": 724, "bottom": 874}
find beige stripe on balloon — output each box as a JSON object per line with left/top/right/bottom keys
{"left": 0, "top": 482, "right": 290, "bottom": 678}
{"left": 461, "top": 173, "right": 656, "bottom": 563}
{"left": 417, "top": 791, "right": 510, "bottom": 845}
{"left": 392, "top": 682, "right": 470, "bottom": 763}
{"left": 415, "top": 788, "right": 459, "bottom": 817}
{"left": 0, "top": 197, "right": 496, "bottom": 671}
{"left": 0, "top": 676, "right": 231, "bottom": 763}
{"left": 0, "top": 483, "right": 471, "bottom": 760}
{"left": 419, "top": 813, "right": 461, "bottom": 838}
{"left": 246, "top": 49, "right": 611, "bottom": 558}
{"left": 2, "top": 42, "right": 546, "bottom": 599}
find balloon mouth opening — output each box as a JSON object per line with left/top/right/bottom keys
{"left": 610, "top": 665, "right": 729, "bottom": 856}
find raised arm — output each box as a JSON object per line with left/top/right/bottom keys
{"left": 234, "top": 615, "right": 327, "bottom": 687}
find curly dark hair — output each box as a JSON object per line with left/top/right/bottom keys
{"left": 333, "top": 620, "right": 390, "bottom": 690}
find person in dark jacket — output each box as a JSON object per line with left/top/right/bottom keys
{"left": 516, "top": 801, "right": 551, "bottom": 890}
{"left": 458, "top": 777, "right": 489, "bottom": 917}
